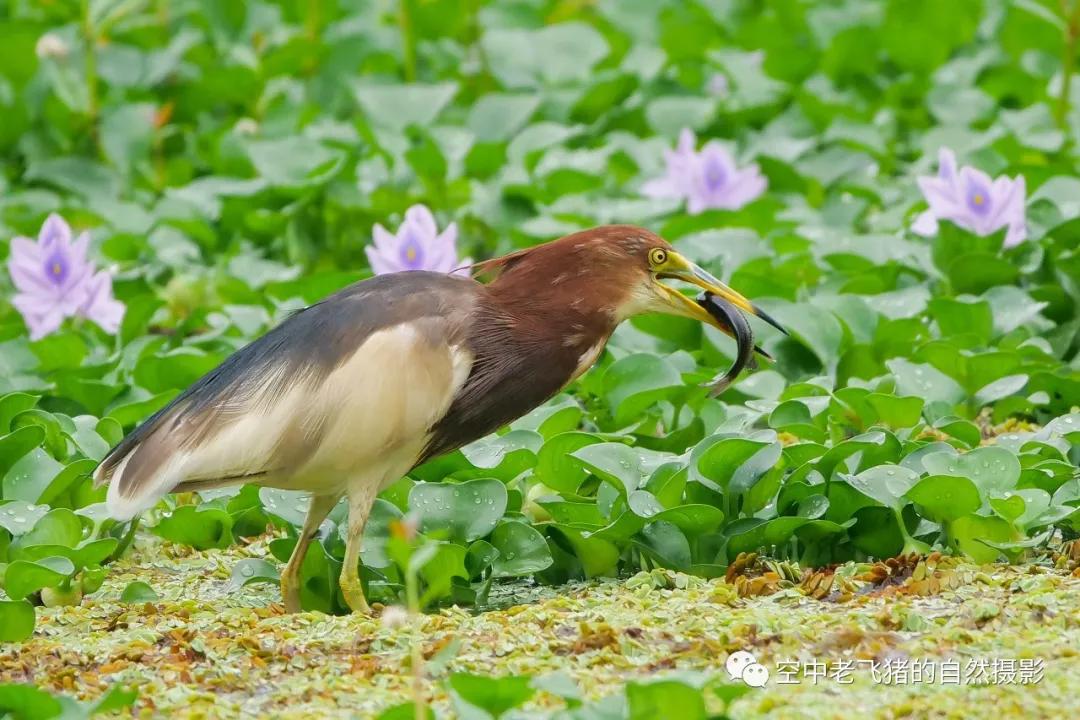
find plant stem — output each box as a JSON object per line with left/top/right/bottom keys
{"left": 306, "top": 0, "right": 321, "bottom": 40}
{"left": 81, "top": 0, "right": 99, "bottom": 137}
{"left": 399, "top": 0, "right": 417, "bottom": 82}
{"left": 406, "top": 565, "right": 425, "bottom": 720}
{"left": 1057, "top": 0, "right": 1080, "bottom": 128}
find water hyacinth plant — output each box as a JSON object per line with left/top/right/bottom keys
{"left": 912, "top": 148, "right": 1027, "bottom": 247}
{"left": 7, "top": 214, "right": 124, "bottom": 340}
{"left": 642, "top": 128, "right": 767, "bottom": 214}
{"left": 366, "top": 205, "right": 470, "bottom": 275}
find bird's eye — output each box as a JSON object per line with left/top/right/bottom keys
{"left": 648, "top": 248, "right": 668, "bottom": 267}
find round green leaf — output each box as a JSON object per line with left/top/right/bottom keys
{"left": 449, "top": 672, "right": 534, "bottom": 718}
{"left": 490, "top": 522, "right": 552, "bottom": 578}
{"left": 0, "top": 601, "right": 36, "bottom": 643}
{"left": 151, "top": 505, "right": 233, "bottom": 550}
{"left": 627, "top": 679, "right": 707, "bottom": 720}
{"left": 949, "top": 514, "right": 1016, "bottom": 563}
{"left": 842, "top": 465, "right": 920, "bottom": 510}
{"left": 0, "top": 501, "right": 49, "bottom": 536}
{"left": 922, "top": 446, "right": 1021, "bottom": 496}
{"left": 905, "top": 475, "right": 981, "bottom": 522}
{"left": 534, "top": 432, "right": 602, "bottom": 494}
{"left": 571, "top": 442, "right": 644, "bottom": 496}
{"left": 409, "top": 479, "right": 508, "bottom": 543}
{"left": 120, "top": 581, "right": 160, "bottom": 603}
{"left": 4, "top": 557, "right": 75, "bottom": 601}
{"left": 11, "top": 509, "right": 83, "bottom": 551}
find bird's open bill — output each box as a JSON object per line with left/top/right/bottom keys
{"left": 653, "top": 250, "right": 788, "bottom": 337}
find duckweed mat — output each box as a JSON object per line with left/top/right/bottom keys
{"left": 3, "top": 538, "right": 1079, "bottom": 719}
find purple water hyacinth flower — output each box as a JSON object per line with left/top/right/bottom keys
{"left": 912, "top": 148, "right": 1027, "bottom": 248}
{"left": 7, "top": 214, "right": 125, "bottom": 340}
{"left": 366, "top": 205, "right": 471, "bottom": 276}
{"left": 642, "top": 128, "right": 767, "bottom": 214}
{"left": 79, "top": 271, "right": 126, "bottom": 335}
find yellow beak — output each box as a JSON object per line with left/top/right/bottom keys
{"left": 655, "top": 251, "right": 788, "bottom": 336}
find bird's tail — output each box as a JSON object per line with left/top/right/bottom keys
{"left": 94, "top": 422, "right": 187, "bottom": 521}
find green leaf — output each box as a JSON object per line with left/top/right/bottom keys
{"left": 227, "top": 559, "right": 280, "bottom": 590}
{"left": 0, "top": 426, "right": 46, "bottom": 480}
{"left": 354, "top": 82, "right": 458, "bottom": 130}
{"left": 547, "top": 527, "right": 620, "bottom": 578}
{"left": 761, "top": 301, "right": 844, "bottom": 369}
{"left": 10, "top": 509, "right": 83, "bottom": 551}
{"left": 933, "top": 416, "right": 982, "bottom": 448}
{"left": 883, "top": 0, "right": 981, "bottom": 74}
{"left": 490, "top": 522, "right": 552, "bottom": 578}
{"left": 258, "top": 489, "right": 314, "bottom": 527}
{"left": 467, "top": 94, "right": 540, "bottom": 142}
{"left": 646, "top": 96, "right": 715, "bottom": 136}
{"left": 0, "top": 602, "right": 36, "bottom": 643}
{"left": 949, "top": 514, "right": 1015, "bottom": 563}
{"left": 928, "top": 298, "right": 993, "bottom": 342}
{"left": 974, "top": 374, "right": 1028, "bottom": 405}
{"left": 922, "top": 446, "right": 1021, "bottom": 496}
{"left": 82, "top": 683, "right": 138, "bottom": 715}
{"left": 726, "top": 517, "right": 846, "bottom": 558}
{"left": 841, "top": 465, "right": 920, "bottom": 510}
{"left": 120, "top": 581, "right": 159, "bottom": 603}
{"left": 0, "top": 501, "right": 49, "bottom": 536}
{"left": 651, "top": 505, "right": 725, "bottom": 535}
{"left": 360, "top": 499, "right": 404, "bottom": 569}
{"left": 886, "top": 359, "right": 966, "bottom": 405}
{"left": 602, "top": 354, "right": 683, "bottom": 425}
{"left": 905, "top": 475, "right": 981, "bottom": 522}
{"left": 459, "top": 431, "right": 541, "bottom": 480}
{"left": 2, "top": 448, "right": 63, "bottom": 504}
{"left": 449, "top": 673, "right": 534, "bottom": 718}
{"left": 571, "top": 442, "right": 644, "bottom": 496}
{"left": 38, "top": 459, "right": 97, "bottom": 507}
{"left": 409, "top": 479, "right": 507, "bottom": 543}
{"left": 627, "top": 679, "right": 706, "bottom": 720}
{"left": 482, "top": 24, "right": 608, "bottom": 87}
{"left": 3, "top": 557, "right": 75, "bottom": 601}
{"left": 0, "top": 681, "right": 64, "bottom": 719}
{"left": 151, "top": 505, "right": 233, "bottom": 550}
{"left": 534, "top": 432, "right": 602, "bottom": 494}
{"left": 696, "top": 438, "right": 777, "bottom": 493}
{"left": 0, "top": 393, "right": 39, "bottom": 433}
{"left": 376, "top": 703, "right": 435, "bottom": 720}
{"left": 865, "top": 393, "right": 924, "bottom": 429}
{"left": 637, "top": 521, "right": 691, "bottom": 569}
{"left": 243, "top": 137, "right": 344, "bottom": 188}
{"left": 948, "top": 253, "right": 1019, "bottom": 294}
{"left": 465, "top": 540, "right": 499, "bottom": 580}
{"left": 418, "top": 543, "right": 469, "bottom": 606}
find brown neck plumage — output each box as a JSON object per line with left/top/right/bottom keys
{"left": 479, "top": 229, "right": 643, "bottom": 348}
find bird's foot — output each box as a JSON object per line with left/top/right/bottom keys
{"left": 340, "top": 576, "right": 371, "bottom": 614}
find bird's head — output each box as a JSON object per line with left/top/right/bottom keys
{"left": 477, "top": 225, "right": 786, "bottom": 336}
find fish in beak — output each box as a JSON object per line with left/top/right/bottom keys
{"left": 652, "top": 250, "right": 785, "bottom": 394}
{"left": 697, "top": 293, "right": 772, "bottom": 395}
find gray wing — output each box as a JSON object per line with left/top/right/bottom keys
{"left": 95, "top": 272, "right": 478, "bottom": 519}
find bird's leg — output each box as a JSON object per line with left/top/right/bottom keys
{"left": 281, "top": 492, "right": 341, "bottom": 613}
{"left": 340, "top": 484, "right": 378, "bottom": 614}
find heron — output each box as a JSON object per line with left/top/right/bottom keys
{"left": 94, "top": 225, "right": 783, "bottom": 613}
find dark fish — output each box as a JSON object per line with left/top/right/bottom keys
{"left": 697, "top": 293, "right": 772, "bottom": 396}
